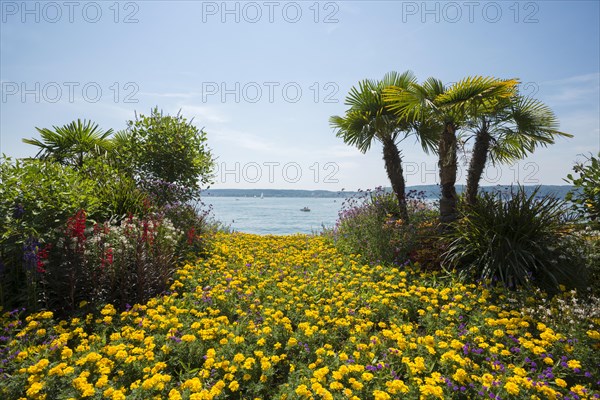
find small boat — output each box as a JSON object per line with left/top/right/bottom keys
{"left": 300, "top": 207, "right": 310, "bottom": 212}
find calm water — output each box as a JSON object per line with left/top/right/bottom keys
{"left": 204, "top": 196, "right": 344, "bottom": 235}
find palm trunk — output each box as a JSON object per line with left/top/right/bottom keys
{"left": 382, "top": 138, "right": 409, "bottom": 223}
{"left": 438, "top": 123, "right": 458, "bottom": 223}
{"left": 465, "top": 121, "right": 491, "bottom": 206}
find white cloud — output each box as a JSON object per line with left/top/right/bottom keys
{"left": 177, "top": 105, "right": 228, "bottom": 124}
{"left": 542, "top": 72, "right": 600, "bottom": 105}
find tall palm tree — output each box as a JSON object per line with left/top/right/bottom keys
{"left": 23, "top": 119, "right": 114, "bottom": 168}
{"left": 330, "top": 71, "right": 438, "bottom": 222}
{"left": 383, "top": 76, "right": 518, "bottom": 223}
{"left": 463, "top": 94, "right": 572, "bottom": 206}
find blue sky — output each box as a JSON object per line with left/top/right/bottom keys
{"left": 1, "top": 0, "right": 599, "bottom": 190}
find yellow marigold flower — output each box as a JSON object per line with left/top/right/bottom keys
{"left": 181, "top": 334, "right": 196, "bottom": 342}
{"left": 570, "top": 384, "right": 586, "bottom": 396}
{"left": 295, "top": 384, "right": 310, "bottom": 397}
{"left": 419, "top": 384, "right": 443, "bottom": 398}
{"left": 504, "top": 381, "right": 520, "bottom": 395}
{"left": 452, "top": 368, "right": 468, "bottom": 383}
{"left": 567, "top": 359, "right": 582, "bottom": 369}
{"left": 362, "top": 372, "right": 374, "bottom": 381}
{"left": 314, "top": 366, "right": 329, "bottom": 381}
{"left": 587, "top": 330, "right": 600, "bottom": 340}
{"left": 385, "top": 379, "right": 410, "bottom": 394}
{"left": 234, "top": 336, "right": 245, "bottom": 344}
{"left": 101, "top": 304, "right": 116, "bottom": 316}
{"left": 27, "top": 358, "right": 49, "bottom": 374}
{"left": 349, "top": 379, "right": 363, "bottom": 391}
{"left": 26, "top": 382, "right": 44, "bottom": 397}
{"left": 555, "top": 378, "right": 567, "bottom": 388}
{"left": 111, "top": 390, "right": 126, "bottom": 400}
{"left": 373, "top": 390, "right": 391, "bottom": 400}
{"left": 228, "top": 380, "right": 240, "bottom": 392}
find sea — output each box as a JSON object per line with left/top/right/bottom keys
{"left": 204, "top": 196, "right": 345, "bottom": 235}
{"left": 202, "top": 185, "right": 574, "bottom": 235}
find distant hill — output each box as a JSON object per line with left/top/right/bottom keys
{"left": 203, "top": 189, "right": 351, "bottom": 198}
{"left": 203, "top": 185, "right": 576, "bottom": 199}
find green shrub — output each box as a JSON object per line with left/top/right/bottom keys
{"left": 0, "top": 157, "right": 102, "bottom": 309}
{"left": 115, "top": 107, "right": 214, "bottom": 205}
{"left": 565, "top": 152, "right": 600, "bottom": 227}
{"left": 0, "top": 157, "right": 218, "bottom": 314}
{"left": 327, "top": 188, "right": 437, "bottom": 264}
{"left": 443, "top": 187, "right": 588, "bottom": 294}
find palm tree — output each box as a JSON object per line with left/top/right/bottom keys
{"left": 463, "top": 94, "right": 572, "bottom": 206}
{"left": 23, "top": 119, "right": 114, "bottom": 168}
{"left": 383, "top": 76, "right": 518, "bottom": 223}
{"left": 330, "top": 71, "right": 438, "bottom": 222}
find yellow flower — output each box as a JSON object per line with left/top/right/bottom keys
{"left": 181, "top": 334, "right": 196, "bottom": 342}
{"left": 26, "top": 382, "right": 44, "bottom": 397}
{"left": 362, "top": 372, "right": 374, "bottom": 381}
{"left": 504, "top": 381, "right": 520, "bottom": 395}
{"left": 587, "top": 330, "right": 600, "bottom": 340}
{"left": 555, "top": 378, "right": 567, "bottom": 388}
{"left": 295, "top": 384, "right": 311, "bottom": 397}
{"left": 373, "top": 390, "right": 391, "bottom": 400}
{"left": 452, "top": 368, "right": 468, "bottom": 384}
{"left": 228, "top": 380, "right": 240, "bottom": 392}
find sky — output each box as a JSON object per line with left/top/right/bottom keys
{"left": 1, "top": 0, "right": 599, "bottom": 191}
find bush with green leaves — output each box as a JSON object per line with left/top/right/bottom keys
{"left": 326, "top": 188, "right": 437, "bottom": 264}
{"left": 1, "top": 107, "right": 219, "bottom": 313}
{"left": 443, "top": 187, "right": 588, "bottom": 294}
{"left": 114, "top": 107, "right": 214, "bottom": 205}
{"left": 565, "top": 152, "right": 600, "bottom": 226}
{"left": 0, "top": 157, "right": 103, "bottom": 309}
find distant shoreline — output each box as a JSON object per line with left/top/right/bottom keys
{"left": 203, "top": 185, "right": 576, "bottom": 199}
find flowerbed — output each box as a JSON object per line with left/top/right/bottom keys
{"left": 1, "top": 233, "right": 599, "bottom": 399}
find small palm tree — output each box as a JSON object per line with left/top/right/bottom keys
{"left": 463, "top": 93, "right": 572, "bottom": 206}
{"left": 330, "top": 71, "right": 438, "bottom": 222}
{"left": 23, "top": 119, "right": 114, "bottom": 168}
{"left": 383, "top": 76, "right": 518, "bottom": 223}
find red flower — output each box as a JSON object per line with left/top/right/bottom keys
{"left": 66, "top": 210, "right": 87, "bottom": 242}
{"left": 36, "top": 243, "right": 52, "bottom": 273}
{"left": 187, "top": 227, "right": 196, "bottom": 245}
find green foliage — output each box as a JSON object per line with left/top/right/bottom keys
{"left": 327, "top": 188, "right": 437, "bottom": 264}
{"left": 162, "top": 202, "right": 220, "bottom": 261}
{"left": 78, "top": 157, "right": 153, "bottom": 219}
{"left": 2, "top": 107, "right": 219, "bottom": 314}
{"left": 0, "top": 156, "right": 103, "bottom": 309}
{"left": 118, "top": 107, "right": 214, "bottom": 204}
{"left": 565, "top": 152, "right": 600, "bottom": 226}
{"left": 22, "top": 119, "right": 113, "bottom": 168}
{"left": 443, "top": 187, "right": 588, "bottom": 294}
{"left": 0, "top": 156, "right": 102, "bottom": 241}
